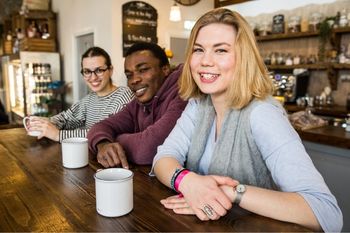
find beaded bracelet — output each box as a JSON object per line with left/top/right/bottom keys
{"left": 170, "top": 168, "right": 187, "bottom": 192}
{"left": 174, "top": 169, "right": 190, "bottom": 193}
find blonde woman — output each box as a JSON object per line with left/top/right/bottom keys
{"left": 152, "top": 8, "right": 342, "bottom": 232}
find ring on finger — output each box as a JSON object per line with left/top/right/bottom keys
{"left": 202, "top": 204, "right": 215, "bottom": 218}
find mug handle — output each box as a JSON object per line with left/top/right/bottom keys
{"left": 22, "top": 116, "right": 30, "bottom": 131}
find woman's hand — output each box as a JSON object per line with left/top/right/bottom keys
{"left": 161, "top": 194, "right": 196, "bottom": 215}
{"left": 29, "top": 116, "right": 59, "bottom": 141}
{"left": 176, "top": 173, "right": 238, "bottom": 220}
{"left": 160, "top": 183, "right": 238, "bottom": 216}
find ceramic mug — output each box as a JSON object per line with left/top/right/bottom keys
{"left": 94, "top": 168, "right": 134, "bottom": 217}
{"left": 61, "top": 137, "right": 88, "bottom": 169}
{"left": 23, "top": 116, "right": 42, "bottom": 137}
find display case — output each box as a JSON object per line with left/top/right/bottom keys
{"left": 1, "top": 51, "right": 62, "bottom": 122}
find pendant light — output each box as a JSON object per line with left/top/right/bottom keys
{"left": 169, "top": 2, "right": 181, "bottom": 22}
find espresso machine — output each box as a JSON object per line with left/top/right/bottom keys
{"left": 271, "top": 70, "right": 310, "bottom": 103}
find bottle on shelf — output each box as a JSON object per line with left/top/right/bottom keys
{"left": 346, "top": 113, "right": 350, "bottom": 132}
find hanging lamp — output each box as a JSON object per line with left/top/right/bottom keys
{"left": 169, "top": 2, "right": 181, "bottom": 22}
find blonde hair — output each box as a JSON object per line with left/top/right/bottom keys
{"left": 179, "top": 8, "right": 273, "bottom": 109}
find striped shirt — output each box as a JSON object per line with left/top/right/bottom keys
{"left": 50, "top": 86, "right": 134, "bottom": 142}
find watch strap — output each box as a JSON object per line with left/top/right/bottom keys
{"left": 233, "top": 184, "right": 245, "bottom": 205}
{"left": 234, "top": 190, "right": 243, "bottom": 205}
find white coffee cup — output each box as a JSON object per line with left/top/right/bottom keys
{"left": 23, "top": 116, "right": 41, "bottom": 137}
{"left": 61, "top": 137, "right": 88, "bottom": 169}
{"left": 94, "top": 168, "right": 134, "bottom": 217}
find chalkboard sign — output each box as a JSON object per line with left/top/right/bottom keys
{"left": 271, "top": 14, "right": 284, "bottom": 34}
{"left": 122, "top": 1, "right": 158, "bottom": 56}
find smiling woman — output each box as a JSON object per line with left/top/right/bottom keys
{"left": 23, "top": 47, "right": 134, "bottom": 143}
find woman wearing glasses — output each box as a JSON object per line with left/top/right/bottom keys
{"left": 25, "top": 46, "right": 134, "bottom": 142}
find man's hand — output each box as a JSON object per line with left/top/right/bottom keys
{"left": 96, "top": 142, "right": 129, "bottom": 169}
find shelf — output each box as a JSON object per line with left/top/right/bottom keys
{"left": 20, "top": 38, "right": 56, "bottom": 52}
{"left": 267, "top": 63, "right": 329, "bottom": 70}
{"left": 257, "top": 26, "right": 350, "bottom": 42}
{"left": 267, "top": 63, "right": 350, "bottom": 71}
{"left": 12, "top": 10, "right": 57, "bottom": 49}
{"left": 257, "top": 25, "right": 350, "bottom": 92}
{"left": 256, "top": 31, "right": 319, "bottom": 42}
{"left": 284, "top": 104, "right": 349, "bottom": 118}
{"left": 332, "top": 63, "right": 350, "bottom": 70}
{"left": 333, "top": 26, "right": 350, "bottom": 34}
{"left": 22, "top": 10, "right": 56, "bottom": 19}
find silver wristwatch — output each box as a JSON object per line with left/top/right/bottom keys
{"left": 234, "top": 184, "right": 246, "bottom": 205}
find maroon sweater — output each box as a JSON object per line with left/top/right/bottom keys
{"left": 87, "top": 64, "right": 187, "bottom": 165}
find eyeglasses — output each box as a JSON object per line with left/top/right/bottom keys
{"left": 81, "top": 67, "right": 109, "bottom": 78}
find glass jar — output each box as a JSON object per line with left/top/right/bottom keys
{"left": 258, "top": 21, "right": 271, "bottom": 36}
{"left": 277, "top": 53, "right": 285, "bottom": 65}
{"left": 288, "top": 15, "right": 301, "bottom": 33}
{"left": 293, "top": 54, "right": 301, "bottom": 65}
{"left": 285, "top": 53, "right": 293, "bottom": 65}
{"left": 339, "top": 9, "right": 349, "bottom": 27}
{"left": 309, "top": 12, "right": 323, "bottom": 32}
{"left": 346, "top": 113, "right": 350, "bottom": 132}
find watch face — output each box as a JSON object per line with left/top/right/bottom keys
{"left": 236, "top": 184, "right": 246, "bottom": 193}
{"left": 175, "top": 0, "right": 201, "bottom": 6}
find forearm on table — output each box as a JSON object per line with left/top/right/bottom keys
{"left": 153, "top": 157, "right": 183, "bottom": 188}
{"left": 224, "top": 185, "right": 321, "bottom": 231}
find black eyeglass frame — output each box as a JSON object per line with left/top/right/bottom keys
{"left": 80, "top": 66, "right": 110, "bottom": 78}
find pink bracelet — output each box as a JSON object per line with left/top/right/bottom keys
{"left": 174, "top": 169, "right": 190, "bottom": 193}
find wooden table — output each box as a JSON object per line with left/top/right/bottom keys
{"left": 0, "top": 128, "right": 311, "bottom": 232}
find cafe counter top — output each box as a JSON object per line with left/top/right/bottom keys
{"left": 283, "top": 104, "right": 350, "bottom": 149}
{"left": 296, "top": 125, "right": 350, "bottom": 149}
{"left": 0, "top": 128, "right": 311, "bottom": 232}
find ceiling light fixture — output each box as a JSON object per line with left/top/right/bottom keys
{"left": 169, "top": 2, "right": 181, "bottom": 22}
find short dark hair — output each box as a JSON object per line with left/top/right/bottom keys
{"left": 81, "top": 46, "right": 112, "bottom": 68}
{"left": 125, "top": 42, "right": 169, "bottom": 67}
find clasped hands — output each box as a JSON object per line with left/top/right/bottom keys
{"left": 160, "top": 172, "right": 239, "bottom": 221}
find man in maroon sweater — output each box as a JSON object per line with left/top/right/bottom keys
{"left": 87, "top": 42, "right": 187, "bottom": 168}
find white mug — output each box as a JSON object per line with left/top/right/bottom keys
{"left": 61, "top": 137, "right": 88, "bottom": 169}
{"left": 94, "top": 168, "right": 133, "bottom": 217}
{"left": 23, "top": 116, "right": 42, "bottom": 137}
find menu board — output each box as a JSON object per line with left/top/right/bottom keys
{"left": 272, "top": 14, "right": 285, "bottom": 34}
{"left": 122, "top": 1, "right": 158, "bottom": 56}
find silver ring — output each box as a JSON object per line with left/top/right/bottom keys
{"left": 202, "top": 204, "right": 214, "bottom": 218}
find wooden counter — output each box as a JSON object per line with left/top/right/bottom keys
{"left": 283, "top": 104, "right": 350, "bottom": 149}
{"left": 0, "top": 128, "right": 311, "bottom": 232}
{"left": 285, "top": 104, "right": 349, "bottom": 118}
{"left": 297, "top": 125, "right": 350, "bottom": 149}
